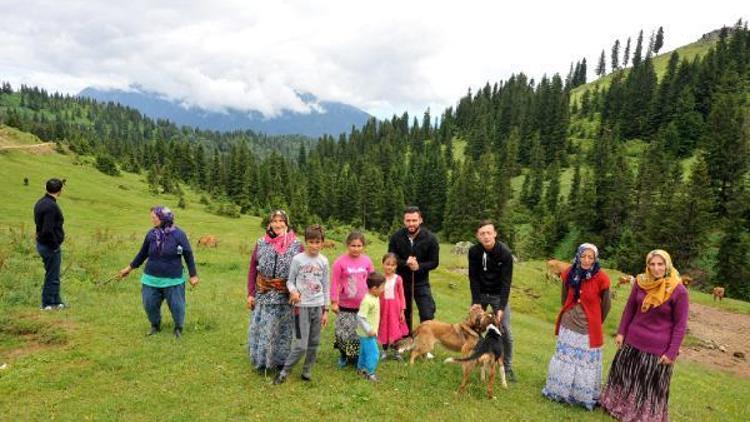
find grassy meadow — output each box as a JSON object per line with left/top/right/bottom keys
{"left": 1, "top": 144, "right": 749, "bottom": 421}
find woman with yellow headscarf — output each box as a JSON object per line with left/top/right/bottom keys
{"left": 601, "top": 250, "right": 689, "bottom": 422}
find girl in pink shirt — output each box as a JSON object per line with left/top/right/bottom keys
{"left": 331, "top": 232, "right": 374, "bottom": 367}
{"left": 378, "top": 253, "right": 409, "bottom": 360}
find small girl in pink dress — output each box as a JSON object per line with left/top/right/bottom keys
{"left": 378, "top": 253, "right": 409, "bottom": 360}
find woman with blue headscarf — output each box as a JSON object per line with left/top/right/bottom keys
{"left": 542, "top": 243, "right": 611, "bottom": 410}
{"left": 119, "top": 206, "right": 199, "bottom": 338}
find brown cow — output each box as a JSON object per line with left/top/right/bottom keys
{"left": 617, "top": 275, "right": 635, "bottom": 288}
{"left": 545, "top": 259, "right": 569, "bottom": 282}
{"left": 712, "top": 287, "right": 725, "bottom": 301}
{"left": 197, "top": 235, "right": 218, "bottom": 248}
{"left": 322, "top": 239, "right": 336, "bottom": 249}
{"left": 680, "top": 275, "right": 692, "bottom": 288}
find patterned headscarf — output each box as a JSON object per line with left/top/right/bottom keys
{"left": 151, "top": 206, "right": 176, "bottom": 255}
{"left": 566, "top": 243, "right": 601, "bottom": 301}
{"left": 264, "top": 209, "right": 296, "bottom": 255}
{"left": 636, "top": 249, "right": 682, "bottom": 312}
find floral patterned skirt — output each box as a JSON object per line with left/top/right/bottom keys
{"left": 247, "top": 301, "right": 293, "bottom": 370}
{"left": 334, "top": 309, "right": 360, "bottom": 361}
{"left": 542, "top": 326, "right": 603, "bottom": 410}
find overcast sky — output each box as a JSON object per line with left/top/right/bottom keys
{"left": 0, "top": 1, "right": 744, "bottom": 120}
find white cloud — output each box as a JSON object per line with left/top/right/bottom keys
{"left": 0, "top": 0, "right": 744, "bottom": 119}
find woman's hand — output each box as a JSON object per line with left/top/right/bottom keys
{"left": 289, "top": 291, "right": 301, "bottom": 305}
{"left": 246, "top": 295, "right": 255, "bottom": 310}
{"left": 399, "top": 310, "right": 405, "bottom": 322}
{"left": 331, "top": 302, "right": 339, "bottom": 315}
{"left": 615, "top": 334, "right": 624, "bottom": 349}
{"left": 188, "top": 276, "right": 199, "bottom": 288}
{"left": 321, "top": 310, "right": 329, "bottom": 328}
{"left": 118, "top": 265, "right": 132, "bottom": 278}
{"left": 658, "top": 355, "right": 674, "bottom": 365}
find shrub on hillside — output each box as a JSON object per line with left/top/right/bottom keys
{"left": 95, "top": 154, "right": 121, "bottom": 176}
{"left": 207, "top": 202, "right": 241, "bottom": 218}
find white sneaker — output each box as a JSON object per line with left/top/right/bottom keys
{"left": 41, "top": 306, "right": 53, "bottom": 311}
{"left": 426, "top": 352, "right": 435, "bottom": 360}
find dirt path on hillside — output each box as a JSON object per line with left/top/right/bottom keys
{"left": 0, "top": 142, "right": 55, "bottom": 154}
{"left": 681, "top": 302, "right": 750, "bottom": 378}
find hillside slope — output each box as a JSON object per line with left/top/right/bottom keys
{"left": 1, "top": 133, "right": 748, "bottom": 420}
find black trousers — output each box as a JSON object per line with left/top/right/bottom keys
{"left": 403, "top": 278, "right": 436, "bottom": 334}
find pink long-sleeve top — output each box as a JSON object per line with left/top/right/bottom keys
{"left": 330, "top": 254, "right": 374, "bottom": 309}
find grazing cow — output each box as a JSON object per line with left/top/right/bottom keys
{"left": 197, "top": 234, "right": 218, "bottom": 248}
{"left": 545, "top": 259, "right": 569, "bottom": 282}
{"left": 712, "top": 287, "right": 725, "bottom": 301}
{"left": 617, "top": 275, "right": 635, "bottom": 288}
{"left": 680, "top": 275, "right": 693, "bottom": 288}
{"left": 452, "top": 241, "right": 473, "bottom": 256}
{"left": 322, "top": 239, "right": 336, "bottom": 249}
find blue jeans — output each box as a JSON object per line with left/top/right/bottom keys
{"left": 141, "top": 283, "right": 186, "bottom": 329}
{"left": 357, "top": 336, "right": 379, "bottom": 375}
{"left": 480, "top": 294, "right": 514, "bottom": 370}
{"left": 37, "top": 243, "right": 62, "bottom": 307}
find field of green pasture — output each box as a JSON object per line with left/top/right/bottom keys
{"left": 1, "top": 147, "right": 748, "bottom": 420}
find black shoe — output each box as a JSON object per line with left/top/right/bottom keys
{"left": 301, "top": 373, "right": 312, "bottom": 382}
{"left": 505, "top": 369, "right": 517, "bottom": 383}
{"left": 174, "top": 327, "right": 182, "bottom": 339}
{"left": 146, "top": 326, "right": 161, "bottom": 336}
{"left": 273, "top": 371, "right": 288, "bottom": 385}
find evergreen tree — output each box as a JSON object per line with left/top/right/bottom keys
{"left": 717, "top": 197, "right": 750, "bottom": 300}
{"left": 611, "top": 39, "right": 621, "bottom": 71}
{"left": 654, "top": 26, "right": 665, "bottom": 54}
{"left": 543, "top": 155, "right": 561, "bottom": 214}
{"left": 632, "top": 30, "right": 644, "bottom": 67}
{"left": 703, "top": 71, "right": 749, "bottom": 215}
{"left": 671, "top": 154, "right": 714, "bottom": 266}
{"left": 623, "top": 37, "right": 631, "bottom": 68}
{"left": 596, "top": 50, "right": 607, "bottom": 76}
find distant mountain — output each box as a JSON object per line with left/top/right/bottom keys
{"left": 77, "top": 86, "right": 371, "bottom": 138}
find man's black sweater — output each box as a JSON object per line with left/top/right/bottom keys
{"left": 468, "top": 241, "right": 513, "bottom": 309}
{"left": 34, "top": 194, "right": 65, "bottom": 250}
{"left": 388, "top": 227, "right": 440, "bottom": 287}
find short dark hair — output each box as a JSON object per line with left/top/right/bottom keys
{"left": 304, "top": 224, "right": 325, "bottom": 241}
{"left": 367, "top": 272, "right": 386, "bottom": 289}
{"left": 345, "top": 231, "right": 366, "bottom": 246}
{"left": 46, "top": 178, "right": 63, "bottom": 194}
{"left": 476, "top": 219, "right": 496, "bottom": 232}
{"left": 404, "top": 205, "right": 422, "bottom": 217}
{"left": 403, "top": 206, "right": 422, "bottom": 216}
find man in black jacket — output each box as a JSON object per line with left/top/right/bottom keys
{"left": 468, "top": 219, "right": 515, "bottom": 381}
{"left": 388, "top": 206, "right": 439, "bottom": 334}
{"left": 34, "top": 178, "right": 66, "bottom": 309}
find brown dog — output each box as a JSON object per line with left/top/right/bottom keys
{"left": 400, "top": 307, "right": 491, "bottom": 364}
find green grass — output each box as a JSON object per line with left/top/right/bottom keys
{"left": 1, "top": 140, "right": 749, "bottom": 420}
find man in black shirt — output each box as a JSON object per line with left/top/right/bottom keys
{"left": 33, "top": 178, "right": 66, "bottom": 309}
{"left": 468, "top": 219, "right": 515, "bottom": 381}
{"left": 388, "top": 206, "right": 440, "bottom": 334}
